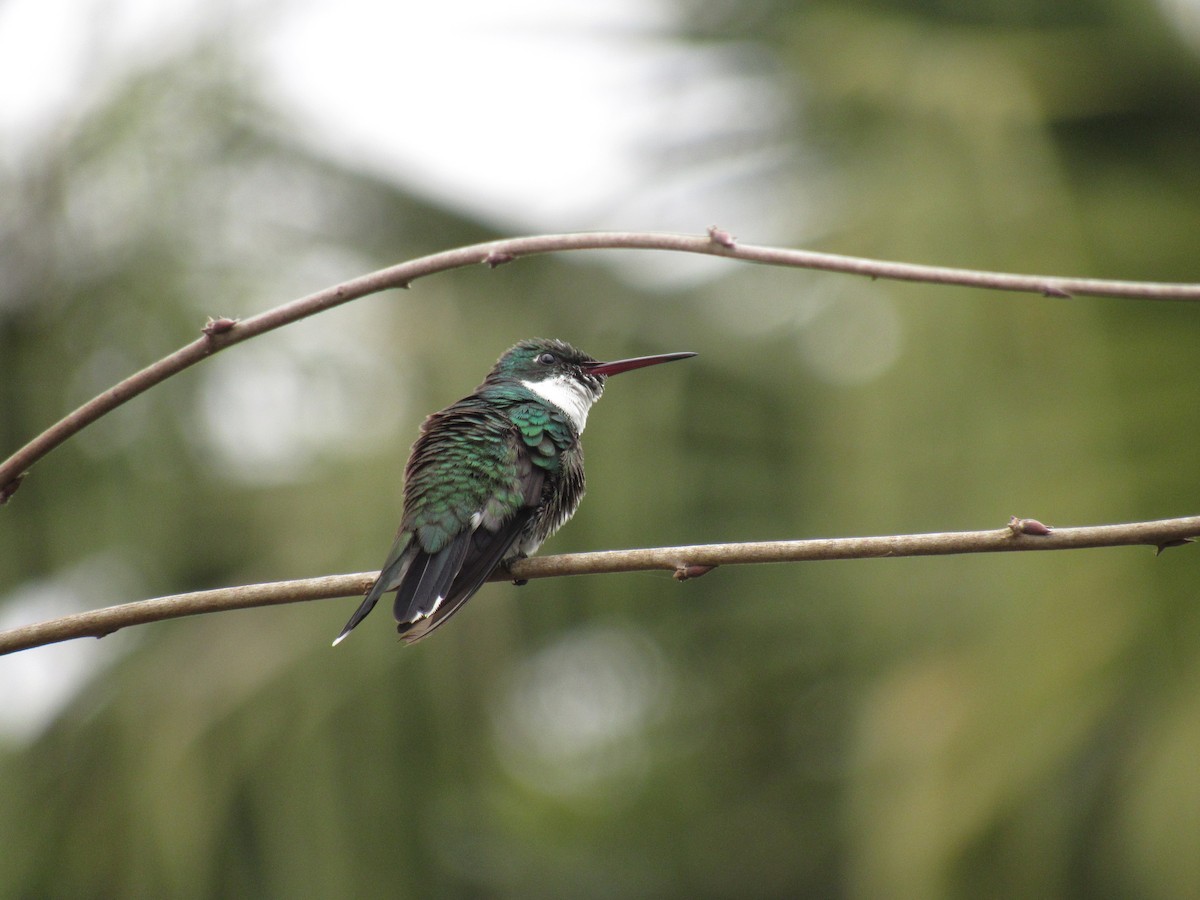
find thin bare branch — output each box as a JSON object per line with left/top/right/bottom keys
{"left": 3, "top": 230, "right": 1199, "bottom": 502}
{"left": 3, "top": 514, "right": 1197, "bottom": 655}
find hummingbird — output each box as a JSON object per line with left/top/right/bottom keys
{"left": 333, "top": 338, "right": 696, "bottom": 646}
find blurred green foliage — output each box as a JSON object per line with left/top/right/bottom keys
{"left": 2, "top": 1, "right": 1200, "bottom": 897}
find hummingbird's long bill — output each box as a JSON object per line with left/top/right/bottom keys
{"left": 584, "top": 351, "right": 697, "bottom": 377}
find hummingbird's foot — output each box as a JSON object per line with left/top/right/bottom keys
{"left": 503, "top": 554, "right": 528, "bottom": 586}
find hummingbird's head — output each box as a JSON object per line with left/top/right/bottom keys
{"left": 490, "top": 338, "right": 696, "bottom": 435}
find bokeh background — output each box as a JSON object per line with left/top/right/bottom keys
{"left": 2, "top": 0, "right": 1200, "bottom": 896}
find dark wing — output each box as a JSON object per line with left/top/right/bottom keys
{"left": 331, "top": 531, "right": 417, "bottom": 646}
{"left": 394, "top": 506, "right": 536, "bottom": 643}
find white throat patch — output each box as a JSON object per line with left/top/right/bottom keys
{"left": 522, "top": 375, "right": 598, "bottom": 433}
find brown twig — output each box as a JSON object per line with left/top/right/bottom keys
{"left": 3, "top": 514, "right": 1197, "bottom": 655}
{"left": 3, "top": 230, "right": 1200, "bottom": 502}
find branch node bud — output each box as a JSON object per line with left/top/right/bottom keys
{"left": 707, "top": 225, "right": 736, "bottom": 249}
{"left": 0, "top": 473, "right": 24, "bottom": 505}
{"left": 1042, "top": 283, "right": 1073, "bottom": 298}
{"left": 1008, "top": 516, "right": 1052, "bottom": 536}
{"left": 484, "top": 250, "right": 517, "bottom": 269}
{"left": 674, "top": 563, "right": 716, "bottom": 581}
{"left": 202, "top": 316, "right": 239, "bottom": 337}
{"left": 1155, "top": 537, "right": 1195, "bottom": 556}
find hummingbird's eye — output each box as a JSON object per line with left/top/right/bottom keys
{"left": 537, "top": 352, "right": 556, "bottom": 365}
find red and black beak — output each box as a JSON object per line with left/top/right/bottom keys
{"left": 583, "top": 351, "right": 696, "bottom": 378}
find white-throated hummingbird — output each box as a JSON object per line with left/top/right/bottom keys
{"left": 333, "top": 338, "right": 696, "bottom": 646}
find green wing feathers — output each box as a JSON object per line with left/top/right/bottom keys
{"left": 333, "top": 394, "right": 580, "bottom": 646}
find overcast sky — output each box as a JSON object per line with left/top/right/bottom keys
{"left": 0, "top": 0, "right": 789, "bottom": 239}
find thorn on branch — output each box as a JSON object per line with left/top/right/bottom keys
{"left": 484, "top": 250, "right": 517, "bottom": 269}
{"left": 0, "top": 474, "right": 24, "bottom": 506}
{"left": 202, "top": 316, "right": 239, "bottom": 337}
{"left": 674, "top": 563, "right": 716, "bottom": 581}
{"left": 1155, "top": 537, "right": 1195, "bottom": 556}
{"left": 707, "top": 226, "right": 736, "bottom": 249}
{"left": 1008, "top": 516, "right": 1053, "bottom": 536}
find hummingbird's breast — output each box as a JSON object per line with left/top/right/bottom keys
{"left": 512, "top": 440, "right": 586, "bottom": 559}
